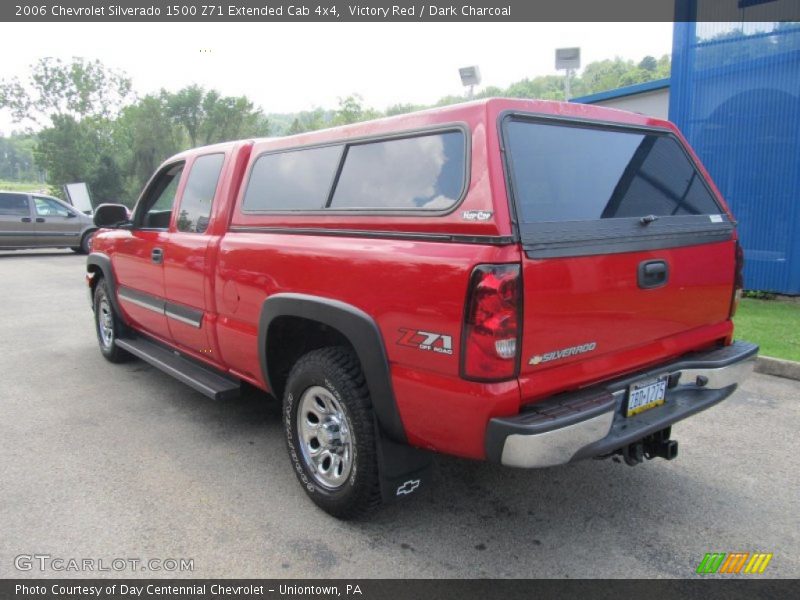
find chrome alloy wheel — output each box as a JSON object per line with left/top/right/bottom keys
{"left": 98, "top": 297, "right": 114, "bottom": 348}
{"left": 297, "top": 385, "right": 354, "bottom": 489}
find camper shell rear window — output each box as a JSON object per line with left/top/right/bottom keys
{"left": 500, "top": 113, "right": 734, "bottom": 258}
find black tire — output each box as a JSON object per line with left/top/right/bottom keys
{"left": 283, "top": 347, "right": 381, "bottom": 519}
{"left": 93, "top": 278, "right": 131, "bottom": 363}
{"left": 78, "top": 230, "right": 95, "bottom": 255}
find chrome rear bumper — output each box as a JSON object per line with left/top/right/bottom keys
{"left": 486, "top": 341, "right": 758, "bottom": 468}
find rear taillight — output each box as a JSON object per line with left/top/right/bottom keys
{"left": 461, "top": 264, "right": 521, "bottom": 381}
{"left": 730, "top": 241, "right": 745, "bottom": 317}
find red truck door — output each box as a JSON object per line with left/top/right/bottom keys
{"left": 161, "top": 152, "right": 228, "bottom": 360}
{"left": 112, "top": 162, "right": 185, "bottom": 340}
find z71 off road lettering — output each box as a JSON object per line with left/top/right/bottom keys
{"left": 397, "top": 328, "right": 454, "bottom": 355}
{"left": 86, "top": 98, "right": 757, "bottom": 519}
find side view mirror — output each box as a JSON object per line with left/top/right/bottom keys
{"left": 94, "top": 203, "right": 131, "bottom": 228}
{"left": 65, "top": 211, "right": 77, "bottom": 218}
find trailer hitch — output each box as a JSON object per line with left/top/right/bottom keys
{"left": 619, "top": 427, "right": 678, "bottom": 466}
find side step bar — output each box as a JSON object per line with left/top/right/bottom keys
{"left": 116, "top": 337, "right": 241, "bottom": 401}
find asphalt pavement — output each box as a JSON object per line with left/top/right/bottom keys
{"left": 1, "top": 250, "right": 798, "bottom": 578}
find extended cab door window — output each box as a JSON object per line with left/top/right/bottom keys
{"left": 137, "top": 163, "right": 184, "bottom": 230}
{"left": 175, "top": 153, "right": 225, "bottom": 233}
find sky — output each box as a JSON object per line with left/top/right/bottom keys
{"left": 0, "top": 22, "right": 673, "bottom": 133}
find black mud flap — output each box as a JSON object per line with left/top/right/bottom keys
{"left": 375, "top": 422, "right": 432, "bottom": 504}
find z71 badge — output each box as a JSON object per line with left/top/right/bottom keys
{"left": 397, "top": 328, "right": 453, "bottom": 355}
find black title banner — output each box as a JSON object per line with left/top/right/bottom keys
{"left": 3, "top": 0, "right": 800, "bottom": 22}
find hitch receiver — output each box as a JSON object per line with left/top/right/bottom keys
{"left": 620, "top": 427, "right": 678, "bottom": 466}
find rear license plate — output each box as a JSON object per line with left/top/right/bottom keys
{"left": 625, "top": 375, "right": 668, "bottom": 417}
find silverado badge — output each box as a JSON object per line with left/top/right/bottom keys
{"left": 529, "top": 342, "right": 597, "bottom": 365}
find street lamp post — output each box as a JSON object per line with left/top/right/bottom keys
{"left": 555, "top": 47, "right": 581, "bottom": 101}
{"left": 459, "top": 65, "right": 482, "bottom": 99}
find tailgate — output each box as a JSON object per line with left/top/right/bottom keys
{"left": 501, "top": 114, "right": 737, "bottom": 398}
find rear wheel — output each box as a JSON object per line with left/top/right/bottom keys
{"left": 283, "top": 347, "right": 381, "bottom": 519}
{"left": 93, "top": 278, "right": 130, "bottom": 363}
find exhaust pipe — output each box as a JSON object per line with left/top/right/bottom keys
{"left": 622, "top": 442, "right": 644, "bottom": 466}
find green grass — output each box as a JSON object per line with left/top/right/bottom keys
{"left": 0, "top": 180, "right": 46, "bottom": 192}
{"left": 734, "top": 297, "right": 800, "bottom": 362}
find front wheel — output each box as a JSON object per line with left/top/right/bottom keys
{"left": 93, "top": 279, "right": 130, "bottom": 363}
{"left": 283, "top": 347, "right": 381, "bottom": 519}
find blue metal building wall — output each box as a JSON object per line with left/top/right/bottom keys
{"left": 670, "top": 18, "right": 800, "bottom": 294}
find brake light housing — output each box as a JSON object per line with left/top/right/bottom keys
{"left": 730, "top": 240, "right": 744, "bottom": 318}
{"left": 461, "top": 264, "right": 522, "bottom": 381}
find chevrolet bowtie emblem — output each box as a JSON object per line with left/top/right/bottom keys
{"left": 396, "top": 479, "right": 421, "bottom": 496}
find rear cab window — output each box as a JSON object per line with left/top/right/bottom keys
{"left": 330, "top": 132, "right": 465, "bottom": 210}
{"left": 241, "top": 129, "right": 467, "bottom": 214}
{"left": 243, "top": 145, "right": 343, "bottom": 211}
{"left": 502, "top": 115, "right": 733, "bottom": 257}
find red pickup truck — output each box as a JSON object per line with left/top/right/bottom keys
{"left": 87, "top": 98, "right": 757, "bottom": 518}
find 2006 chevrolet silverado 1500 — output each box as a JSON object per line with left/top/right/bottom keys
{"left": 86, "top": 98, "right": 757, "bottom": 518}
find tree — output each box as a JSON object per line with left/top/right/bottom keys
{"left": 639, "top": 55, "right": 658, "bottom": 72}
{"left": 434, "top": 93, "right": 469, "bottom": 107}
{"left": 0, "top": 58, "right": 132, "bottom": 201}
{"left": 300, "top": 109, "right": 329, "bottom": 132}
{"left": 505, "top": 75, "right": 576, "bottom": 101}
{"left": 164, "top": 85, "right": 205, "bottom": 147}
{"left": 0, "top": 57, "right": 132, "bottom": 128}
{"left": 385, "top": 103, "right": 424, "bottom": 116}
{"left": 656, "top": 54, "right": 672, "bottom": 77}
{"left": 107, "top": 86, "right": 271, "bottom": 203}
{"left": 113, "top": 94, "right": 183, "bottom": 204}
{"left": 581, "top": 58, "right": 637, "bottom": 95}
{"left": 287, "top": 118, "right": 305, "bottom": 135}
{"left": 332, "top": 95, "right": 380, "bottom": 126}
{"left": 333, "top": 95, "right": 365, "bottom": 125}
{"left": 91, "top": 154, "right": 124, "bottom": 203}
{"left": 198, "top": 90, "right": 268, "bottom": 144}
{"left": 0, "top": 134, "right": 42, "bottom": 182}
{"left": 164, "top": 85, "right": 269, "bottom": 147}
{"left": 34, "top": 115, "right": 103, "bottom": 197}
